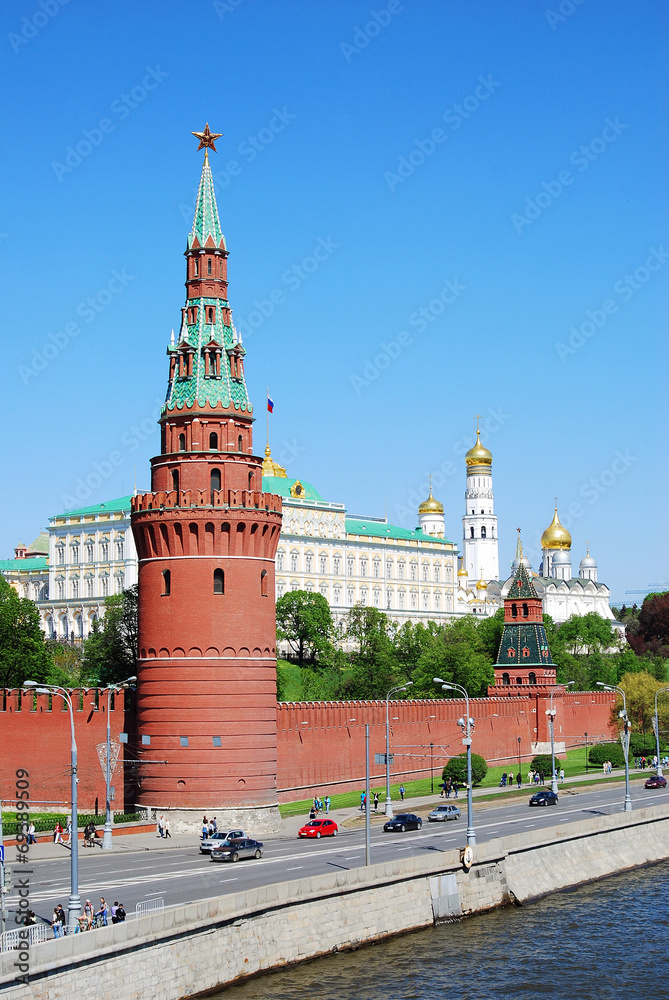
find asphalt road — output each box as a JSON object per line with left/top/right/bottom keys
{"left": 5, "top": 781, "right": 664, "bottom": 929}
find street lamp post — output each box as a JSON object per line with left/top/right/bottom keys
{"left": 25, "top": 682, "right": 81, "bottom": 932}
{"left": 434, "top": 677, "right": 475, "bottom": 846}
{"left": 653, "top": 687, "right": 669, "bottom": 777}
{"left": 430, "top": 742, "right": 434, "bottom": 795}
{"left": 597, "top": 683, "right": 632, "bottom": 812}
{"left": 584, "top": 732, "right": 588, "bottom": 773}
{"left": 101, "top": 677, "right": 136, "bottom": 850}
{"left": 384, "top": 681, "right": 413, "bottom": 817}
{"left": 517, "top": 736, "right": 522, "bottom": 782}
{"left": 546, "top": 682, "right": 574, "bottom": 795}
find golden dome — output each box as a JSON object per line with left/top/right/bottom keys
{"left": 541, "top": 506, "right": 572, "bottom": 551}
{"left": 418, "top": 486, "right": 444, "bottom": 515}
{"left": 261, "top": 444, "right": 287, "bottom": 478}
{"left": 457, "top": 565, "right": 468, "bottom": 577}
{"left": 476, "top": 578, "right": 488, "bottom": 590}
{"left": 465, "top": 429, "right": 492, "bottom": 467}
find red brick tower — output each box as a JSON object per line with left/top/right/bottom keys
{"left": 131, "top": 126, "right": 283, "bottom": 831}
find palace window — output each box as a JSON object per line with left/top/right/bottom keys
{"left": 320, "top": 555, "right": 327, "bottom": 574}
{"left": 290, "top": 552, "right": 298, "bottom": 572}
{"left": 72, "top": 579, "right": 79, "bottom": 599}
{"left": 56, "top": 545, "right": 65, "bottom": 566}
{"left": 334, "top": 587, "right": 340, "bottom": 606}
{"left": 333, "top": 556, "right": 341, "bottom": 575}
{"left": 277, "top": 582, "right": 284, "bottom": 598}
{"left": 435, "top": 592, "right": 441, "bottom": 610}
{"left": 115, "top": 573, "right": 124, "bottom": 594}
{"left": 360, "top": 558, "right": 367, "bottom": 578}
{"left": 399, "top": 592, "right": 405, "bottom": 610}
{"left": 434, "top": 564, "right": 440, "bottom": 582}
{"left": 347, "top": 557, "right": 354, "bottom": 576}
{"left": 213, "top": 569, "right": 225, "bottom": 595}
{"left": 373, "top": 559, "right": 380, "bottom": 578}
{"left": 398, "top": 561, "right": 405, "bottom": 580}
{"left": 410, "top": 563, "right": 417, "bottom": 582}
{"left": 70, "top": 544, "right": 79, "bottom": 564}
{"left": 410, "top": 592, "right": 417, "bottom": 610}
{"left": 86, "top": 578, "right": 94, "bottom": 598}
{"left": 387, "top": 591, "right": 392, "bottom": 609}
{"left": 85, "top": 542, "right": 94, "bottom": 562}
{"left": 116, "top": 539, "right": 124, "bottom": 560}
{"left": 102, "top": 577, "right": 109, "bottom": 596}
{"left": 386, "top": 561, "right": 393, "bottom": 579}
{"left": 423, "top": 593, "right": 429, "bottom": 610}
{"left": 347, "top": 587, "right": 354, "bottom": 605}
{"left": 305, "top": 554, "right": 313, "bottom": 573}
{"left": 422, "top": 564, "right": 428, "bottom": 582}
{"left": 100, "top": 541, "right": 109, "bottom": 560}
{"left": 373, "top": 590, "right": 380, "bottom": 607}
{"left": 277, "top": 551, "right": 285, "bottom": 571}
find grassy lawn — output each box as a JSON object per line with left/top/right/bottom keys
{"left": 277, "top": 660, "right": 304, "bottom": 701}
{"left": 277, "top": 746, "right": 649, "bottom": 817}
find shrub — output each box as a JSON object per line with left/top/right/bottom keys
{"left": 442, "top": 753, "right": 488, "bottom": 786}
{"left": 629, "top": 733, "right": 658, "bottom": 757}
{"left": 530, "top": 754, "right": 562, "bottom": 778}
{"left": 588, "top": 742, "right": 625, "bottom": 768}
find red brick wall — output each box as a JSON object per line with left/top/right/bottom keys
{"left": 0, "top": 689, "right": 127, "bottom": 814}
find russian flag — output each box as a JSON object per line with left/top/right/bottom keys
{"left": 267, "top": 396, "right": 274, "bottom": 413}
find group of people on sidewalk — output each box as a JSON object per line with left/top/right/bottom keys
{"left": 309, "top": 795, "right": 331, "bottom": 819}
{"left": 51, "top": 897, "right": 127, "bottom": 937}
{"left": 157, "top": 814, "right": 172, "bottom": 838}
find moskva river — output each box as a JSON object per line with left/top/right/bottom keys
{"left": 208, "top": 861, "right": 669, "bottom": 999}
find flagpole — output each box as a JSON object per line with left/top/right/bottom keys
{"left": 266, "top": 386, "right": 269, "bottom": 451}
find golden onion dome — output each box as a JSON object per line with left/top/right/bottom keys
{"left": 457, "top": 565, "right": 468, "bottom": 577}
{"left": 465, "top": 429, "right": 492, "bottom": 468}
{"left": 476, "top": 578, "right": 488, "bottom": 590}
{"left": 541, "top": 506, "right": 572, "bottom": 551}
{"left": 418, "top": 487, "right": 444, "bottom": 515}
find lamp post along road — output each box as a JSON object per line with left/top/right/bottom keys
{"left": 547, "top": 682, "right": 574, "bottom": 794}
{"left": 597, "top": 682, "right": 632, "bottom": 812}
{"left": 25, "top": 682, "right": 81, "bottom": 931}
{"left": 654, "top": 687, "right": 669, "bottom": 777}
{"left": 102, "top": 678, "right": 136, "bottom": 850}
{"left": 434, "top": 678, "right": 475, "bottom": 847}
{"left": 384, "top": 681, "right": 412, "bottom": 817}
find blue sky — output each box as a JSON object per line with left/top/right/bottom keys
{"left": 1, "top": 0, "right": 666, "bottom": 603}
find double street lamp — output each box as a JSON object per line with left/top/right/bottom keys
{"left": 654, "top": 687, "right": 669, "bottom": 777}
{"left": 384, "top": 681, "right": 413, "bottom": 817}
{"left": 546, "top": 682, "right": 574, "bottom": 795}
{"left": 24, "top": 682, "right": 81, "bottom": 932}
{"left": 597, "top": 682, "right": 632, "bottom": 812}
{"left": 101, "top": 677, "right": 136, "bottom": 850}
{"left": 434, "top": 677, "right": 476, "bottom": 846}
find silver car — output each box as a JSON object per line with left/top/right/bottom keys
{"left": 199, "top": 829, "right": 245, "bottom": 854}
{"left": 210, "top": 837, "right": 264, "bottom": 863}
{"left": 427, "top": 804, "right": 461, "bottom": 822}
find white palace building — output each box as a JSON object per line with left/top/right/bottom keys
{"left": 1, "top": 431, "right": 618, "bottom": 640}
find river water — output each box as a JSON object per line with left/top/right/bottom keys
{"left": 206, "top": 862, "right": 669, "bottom": 1000}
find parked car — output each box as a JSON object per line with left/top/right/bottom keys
{"left": 383, "top": 813, "right": 422, "bottom": 832}
{"left": 200, "top": 829, "right": 245, "bottom": 854}
{"left": 427, "top": 804, "right": 461, "bottom": 822}
{"left": 297, "top": 819, "right": 338, "bottom": 839}
{"left": 529, "top": 790, "right": 558, "bottom": 807}
{"left": 645, "top": 774, "right": 667, "bottom": 789}
{"left": 210, "top": 837, "right": 263, "bottom": 863}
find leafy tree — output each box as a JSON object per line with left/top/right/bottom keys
{"left": 0, "top": 576, "right": 51, "bottom": 688}
{"left": 557, "top": 613, "right": 616, "bottom": 656}
{"left": 530, "top": 754, "right": 562, "bottom": 777}
{"left": 441, "top": 753, "right": 488, "bottom": 786}
{"left": 412, "top": 617, "right": 494, "bottom": 698}
{"left": 475, "top": 608, "right": 505, "bottom": 659}
{"left": 45, "top": 640, "right": 92, "bottom": 687}
{"left": 629, "top": 592, "right": 669, "bottom": 658}
{"left": 588, "top": 741, "right": 625, "bottom": 768}
{"left": 338, "top": 605, "right": 399, "bottom": 699}
{"left": 616, "top": 671, "right": 669, "bottom": 734}
{"left": 276, "top": 590, "right": 334, "bottom": 667}
{"left": 83, "top": 585, "right": 138, "bottom": 685}
{"left": 629, "top": 733, "right": 660, "bottom": 757}
{"left": 393, "top": 620, "right": 439, "bottom": 680}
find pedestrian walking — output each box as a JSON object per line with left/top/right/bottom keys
{"left": 445, "top": 778, "right": 452, "bottom": 799}
{"left": 516, "top": 771, "right": 522, "bottom": 788}
{"left": 452, "top": 780, "right": 459, "bottom": 798}
{"left": 66, "top": 815, "right": 72, "bottom": 844}
{"left": 211, "top": 817, "right": 218, "bottom": 832}
{"left": 324, "top": 795, "right": 331, "bottom": 814}
{"left": 164, "top": 818, "right": 171, "bottom": 838}
{"left": 399, "top": 784, "right": 405, "bottom": 802}
{"left": 508, "top": 771, "right": 514, "bottom": 787}
{"left": 373, "top": 792, "right": 379, "bottom": 811}
{"left": 116, "top": 902, "right": 126, "bottom": 922}
{"left": 157, "top": 814, "right": 165, "bottom": 838}
{"left": 53, "top": 822, "right": 63, "bottom": 845}
{"left": 559, "top": 768, "right": 565, "bottom": 783}
{"left": 27, "top": 822, "right": 36, "bottom": 844}
{"left": 97, "top": 898, "right": 108, "bottom": 927}
{"left": 111, "top": 902, "right": 118, "bottom": 923}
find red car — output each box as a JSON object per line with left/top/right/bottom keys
{"left": 645, "top": 774, "right": 667, "bottom": 789}
{"left": 297, "top": 819, "right": 338, "bottom": 839}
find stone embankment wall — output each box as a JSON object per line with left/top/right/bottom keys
{"left": 2, "top": 805, "right": 667, "bottom": 1000}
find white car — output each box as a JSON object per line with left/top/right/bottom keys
{"left": 427, "top": 804, "right": 461, "bottom": 822}
{"left": 199, "top": 829, "right": 245, "bottom": 854}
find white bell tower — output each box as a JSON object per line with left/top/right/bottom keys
{"left": 462, "top": 419, "right": 499, "bottom": 584}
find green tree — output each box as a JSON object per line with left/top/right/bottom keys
{"left": 412, "top": 617, "right": 494, "bottom": 698}
{"left": 0, "top": 576, "right": 51, "bottom": 688}
{"left": 83, "top": 585, "right": 138, "bottom": 685}
{"left": 276, "top": 590, "right": 334, "bottom": 667}
{"left": 45, "top": 640, "right": 92, "bottom": 687}
{"left": 338, "top": 605, "right": 399, "bottom": 699}
{"left": 393, "top": 620, "right": 439, "bottom": 680}
{"left": 442, "top": 753, "right": 488, "bottom": 786}
{"left": 629, "top": 592, "right": 669, "bottom": 658}
{"left": 557, "top": 613, "right": 616, "bottom": 656}
{"left": 616, "top": 671, "right": 669, "bottom": 734}
{"left": 476, "top": 608, "right": 505, "bottom": 659}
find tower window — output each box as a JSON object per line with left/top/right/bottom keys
{"left": 507, "top": 648, "right": 516, "bottom": 658}
{"left": 502, "top": 672, "right": 510, "bottom": 685}
{"left": 528, "top": 671, "right": 537, "bottom": 685}
{"left": 481, "top": 526, "right": 486, "bottom": 538}
{"left": 162, "top": 570, "right": 171, "bottom": 596}
{"left": 238, "top": 434, "right": 243, "bottom": 452}
{"left": 209, "top": 432, "right": 218, "bottom": 450}
{"left": 260, "top": 569, "right": 268, "bottom": 597}
{"left": 194, "top": 258, "right": 199, "bottom": 276}
{"left": 213, "top": 569, "right": 225, "bottom": 594}
{"left": 207, "top": 258, "right": 212, "bottom": 275}
{"left": 511, "top": 603, "right": 517, "bottom": 618}
{"left": 522, "top": 647, "right": 530, "bottom": 658}
{"left": 522, "top": 602, "right": 528, "bottom": 618}
{"left": 248, "top": 471, "right": 253, "bottom": 490}
{"left": 178, "top": 433, "right": 186, "bottom": 452}
{"left": 172, "top": 470, "right": 179, "bottom": 493}
{"left": 210, "top": 469, "right": 221, "bottom": 502}
{"left": 208, "top": 307, "right": 214, "bottom": 324}
{"left": 470, "top": 527, "right": 474, "bottom": 538}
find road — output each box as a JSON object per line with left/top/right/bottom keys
{"left": 5, "top": 780, "right": 660, "bottom": 928}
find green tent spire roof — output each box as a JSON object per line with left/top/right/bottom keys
{"left": 188, "top": 153, "right": 225, "bottom": 250}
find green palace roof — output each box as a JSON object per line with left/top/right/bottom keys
{"left": 0, "top": 557, "right": 47, "bottom": 572}
{"left": 262, "top": 476, "right": 326, "bottom": 503}
{"left": 345, "top": 518, "right": 453, "bottom": 545}
{"left": 55, "top": 496, "right": 134, "bottom": 519}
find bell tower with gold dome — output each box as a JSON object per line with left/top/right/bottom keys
{"left": 462, "top": 420, "right": 499, "bottom": 584}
